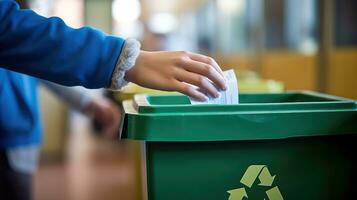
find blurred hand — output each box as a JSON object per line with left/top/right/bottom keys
{"left": 124, "top": 51, "right": 227, "bottom": 101}
{"left": 85, "top": 98, "right": 121, "bottom": 139}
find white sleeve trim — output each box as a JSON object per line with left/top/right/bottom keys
{"left": 109, "top": 38, "right": 141, "bottom": 90}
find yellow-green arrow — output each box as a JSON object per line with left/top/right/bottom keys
{"left": 258, "top": 167, "right": 276, "bottom": 187}
{"left": 266, "top": 186, "right": 284, "bottom": 200}
{"left": 227, "top": 188, "right": 248, "bottom": 200}
{"left": 240, "top": 165, "right": 265, "bottom": 188}
{"left": 240, "top": 165, "right": 275, "bottom": 188}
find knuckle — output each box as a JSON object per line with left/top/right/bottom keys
{"left": 176, "top": 51, "right": 189, "bottom": 58}
{"left": 181, "top": 84, "right": 191, "bottom": 93}
{"left": 202, "top": 64, "right": 210, "bottom": 72}
{"left": 179, "top": 50, "right": 189, "bottom": 55}
{"left": 206, "top": 56, "right": 215, "bottom": 65}
{"left": 170, "top": 80, "right": 179, "bottom": 90}
{"left": 171, "top": 67, "right": 180, "bottom": 75}
{"left": 174, "top": 56, "right": 187, "bottom": 65}
{"left": 197, "top": 76, "right": 206, "bottom": 86}
{"left": 203, "top": 64, "right": 214, "bottom": 75}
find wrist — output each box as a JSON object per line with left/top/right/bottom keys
{"left": 109, "top": 38, "right": 141, "bottom": 90}
{"left": 124, "top": 50, "right": 149, "bottom": 83}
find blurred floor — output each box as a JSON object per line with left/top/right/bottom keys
{"left": 34, "top": 113, "right": 136, "bottom": 200}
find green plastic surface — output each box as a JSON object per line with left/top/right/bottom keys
{"left": 122, "top": 91, "right": 357, "bottom": 142}
{"left": 145, "top": 135, "right": 357, "bottom": 200}
{"left": 121, "top": 91, "right": 357, "bottom": 200}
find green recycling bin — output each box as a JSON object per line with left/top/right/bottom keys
{"left": 121, "top": 91, "right": 357, "bottom": 200}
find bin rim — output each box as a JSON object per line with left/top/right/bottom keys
{"left": 120, "top": 91, "right": 357, "bottom": 142}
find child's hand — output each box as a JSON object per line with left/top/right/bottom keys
{"left": 124, "top": 51, "right": 227, "bottom": 101}
{"left": 86, "top": 98, "right": 121, "bottom": 139}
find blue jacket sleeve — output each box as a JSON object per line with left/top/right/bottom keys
{"left": 0, "top": 1, "right": 125, "bottom": 88}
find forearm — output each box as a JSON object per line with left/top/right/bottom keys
{"left": 41, "top": 80, "right": 91, "bottom": 112}
{"left": 0, "top": 1, "right": 125, "bottom": 88}
{"left": 0, "top": 1, "right": 226, "bottom": 101}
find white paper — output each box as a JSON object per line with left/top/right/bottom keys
{"left": 190, "top": 69, "right": 239, "bottom": 105}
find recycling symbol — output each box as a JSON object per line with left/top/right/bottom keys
{"left": 227, "top": 165, "right": 284, "bottom": 200}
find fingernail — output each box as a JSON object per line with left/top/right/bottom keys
{"left": 201, "top": 95, "right": 209, "bottom": 101}
{"left": 222, "top": 84, "right": 227, "bottom": 91}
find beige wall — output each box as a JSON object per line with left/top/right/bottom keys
{"left": 261, "top": 52, "right": 318, "bottom": 90}
{"left": 216, "top": 49, "right": 357, "bottom": 100}
{"left": 327, "top": 49, "right": 357, "bottom": 99}
{"left": 84, "top": 0, "right": 113, "bottom": 33}
{"left": 39, "top": 86, "right": 68, "bottom": 159}
{"left": 215, "top": 52, "right": 318, "bottom": 91}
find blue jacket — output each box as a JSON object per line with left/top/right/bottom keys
{"left": 0, "top": 0, "right": 125, "bottom": 148}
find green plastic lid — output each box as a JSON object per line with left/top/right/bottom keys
{"left": 121, "top": 91, "right": 357, "bottom": 141}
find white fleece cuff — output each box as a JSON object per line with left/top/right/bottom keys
{"left": 110, "top": 38, "right": 141, "bottom": 90}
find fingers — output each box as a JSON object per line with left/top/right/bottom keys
{"left": 175, "top": 69, "right": 220, "bottom": 98}
{"left": 188, "top": 52, "right": 224, "bottom": 76}
{"left": 179, "top": 58, "right": 227, "bottom": 91}
{"left": 91, "top": 99, "right": 121, "bottom": 138}
{"left": 174, "top": 81, "right": 208, "bottom": 101}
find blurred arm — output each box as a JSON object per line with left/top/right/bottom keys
{"left": 41, "top": 80, "right": 121, "bottom": 138}
{"left": 40, "top": 80, "right": 91, "bottom": 113}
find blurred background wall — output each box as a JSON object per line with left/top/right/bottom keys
{"left": 35, "top": 0, "right": 357, "bottom": 108}
{"left": 86, "top": 0, "right": 357, "bottom": 98}
{"left": 128, "top": 0, "right": 356, "bottom": 99}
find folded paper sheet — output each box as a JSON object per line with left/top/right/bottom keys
{"left": 190, "top": 69, "right": 239, "bottom": 105}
